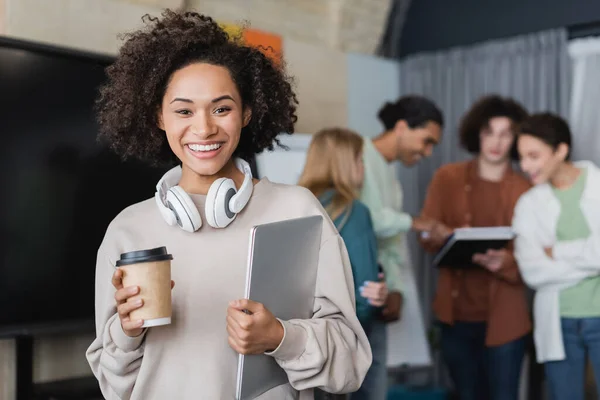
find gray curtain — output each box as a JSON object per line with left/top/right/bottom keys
{"left": 568, "top": 37, "right": 600, "bottom": 165}
{"left": 393, "top": 28, "right": 571, "bottom": 384}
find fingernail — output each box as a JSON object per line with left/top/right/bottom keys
{"left": 135, "top": 299, "right": 143, "bottom": 306}
{"left": 136, "top": 320, "right": 144, "bottom": 327}
{"left": 129, "top": 286, "right": 138, "bottom": 294}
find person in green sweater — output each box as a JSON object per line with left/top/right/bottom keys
{"left": 514, "top": 113, "right": 600, "bottom": 400}
{"left": 358, "top": 95, "right": 444, "bottom": 394}
{"left": 360, "top": 95, "right": 444, "bottom": 322}
{"left": 300, "top": 127, "right": 388, "bottom": 400}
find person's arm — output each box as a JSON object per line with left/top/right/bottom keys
{"left": 360, "top": 164, "right": 412, "bottom": 239}
{"left": 487, "top": 244, "right": 523, "bottom": 284}
{"left": 513, "top": 196, "right": 597, "bottom": 290}
{"left": 86, "top": 241, "right": 146, "bottom": 400}
{"left": 553, "top": 233, "right": 600, "bottom": 270}
{"left": 418, "top": 169, "right": 451, "bottom": 253}
{"left": 265, "top": 234, "right": 372, "bottom": 394}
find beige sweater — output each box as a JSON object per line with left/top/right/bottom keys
{"left": 86, "top": 178, "right": 372, "bottom": 399}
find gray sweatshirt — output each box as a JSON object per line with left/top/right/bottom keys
{"left": 86, "top": 178, "right": 372, "bottom": 399}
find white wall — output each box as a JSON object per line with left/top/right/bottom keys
{"left": 346, "top": 52, "right": 401, "bottom": 137}
{"left": 186, "top": 0, "right": 392, "bottom": 54}
{"left": 285, "top": 40, "right": 349, "bottom": 134}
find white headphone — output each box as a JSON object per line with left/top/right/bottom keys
{"left": 154, "top": 158, "right": 254, "bottom": 232}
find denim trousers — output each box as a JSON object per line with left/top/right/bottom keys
{"left": 439, "top": 321, "right": 526, "bottom": 400}
{"left": 350, "top": 319, "right": 388, "bottom": 400}
{"left": 544, "top": 317, "right": 600, "bottom": 400}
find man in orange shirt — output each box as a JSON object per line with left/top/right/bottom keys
{"left": 419, "top": 95, "right": 532, "bottom": 400}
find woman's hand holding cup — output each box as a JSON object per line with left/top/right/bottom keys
{"left": 112, "top": 268, "right": 175, "bottom": 338}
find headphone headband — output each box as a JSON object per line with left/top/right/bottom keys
{"left": 156, "top": 166, "right": 183, "bottom": 207}
{"left": 230, "top": 158, "right": 253, "bottom": 213}
{"left": 154, "top": 158, "right": 253, "bottom": 231}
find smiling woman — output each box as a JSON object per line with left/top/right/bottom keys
{"left": 85, "top": 9, "right": 371, "bottom": 400}
{"left": 158, "top": 63, "right": 253, "bottom": 193}
{"left": 95, "top": 11, "right": 296, "bottom": 168}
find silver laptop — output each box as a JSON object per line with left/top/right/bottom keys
{"left": 236, "top": 215, "right": 324, "bottom": 400}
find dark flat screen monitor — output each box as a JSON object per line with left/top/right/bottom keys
{"left": 0, "top": 37, "right": 173, "bottom": 336}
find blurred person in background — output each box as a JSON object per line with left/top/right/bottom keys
{"left": 300, "top": 127, "right": 388, "bottom": 400}
{"left": 359, "top": 95, "right": 443, "bottom": 395}
{"left": 418, "top": 95, "right": 531, "bottom": 400}
{"left": 513, "top": 113, "right": 600, "bottom": 400}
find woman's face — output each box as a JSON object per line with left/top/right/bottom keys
{"left": 518, "top": 134, "right": 568, "bottom": 185}
{"left": 479, "top": 117, "right": 515, "bottom": 164}
{"left": 158, "top": 62, "right": 251, "bottom": 177}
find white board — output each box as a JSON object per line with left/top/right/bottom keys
{"left": 254, "top": 133, "right": 312, "bottom": 184}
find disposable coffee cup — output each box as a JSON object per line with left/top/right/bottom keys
{"left": 116, "top": 246, "right": 174, "bottom": 328}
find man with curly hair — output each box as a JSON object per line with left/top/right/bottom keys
{"left": 418, "top": 95, "right": 532, "bottom": 400}
{"left": 85, "top": 10, "right": 371, "bottom": 400}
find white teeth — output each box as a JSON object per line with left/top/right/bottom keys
{"left": 188, "top": 143, "right": 222, "bottom": 152}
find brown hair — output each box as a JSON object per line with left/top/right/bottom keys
{"left": 459, "top": 95, "right": 528, "bottom": 160}
{"left": 298, "top": 128, "right": 364, "bottom": 221}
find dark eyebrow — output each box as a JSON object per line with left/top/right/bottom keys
{"left": 212, "top": 95, "right": 235, "bottom": 103}
{"left": 170, "top": 95, "right": 235, "bottom": 105}
{"left": 170, "top": 98, "right": 193, "bottom": 104}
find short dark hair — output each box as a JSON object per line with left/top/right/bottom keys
{"left": 459, "top": 95, "right": 528, "bottom": 160}
{"left": 519, "top": 113, "right": 572, "bottom": 161}
{"left": 95, "top": 10, "right": 298, "bottom": 166}
{"left": 377, "top": 95, "right": 444, "bottom": 131}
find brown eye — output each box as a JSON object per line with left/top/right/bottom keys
{"left": 214, "top": 107, "right": 231, "bottom": 114}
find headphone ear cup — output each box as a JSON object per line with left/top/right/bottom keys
{"left": 165, "top": 186, "right": 202, "bottom": 233}
{"left": 155, "top": 192, "right": 177, "bottom": 226}
{"left": 205, "top": 178, "right": 237, "bottom": 228}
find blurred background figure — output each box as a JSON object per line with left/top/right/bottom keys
{"left": 300, "top": 127, "right": 388, "bottom": 400}
{"left": 418, "top": 95, "right": 531, "bottom": 400}
{"left": 514, "top": 113, "right": 600, "bottom": 400}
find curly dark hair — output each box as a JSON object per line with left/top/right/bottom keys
{"left": 96, "top": 10, "right": 298, "bottom": 165}
{"left": 459, "top": 95, "right": 528, "bottom": 160}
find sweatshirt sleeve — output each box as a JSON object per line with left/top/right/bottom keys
{"left": 513, "top": 196, "right": 597, "bottom": 290}
{"left": 490, "top": 243, "right": 523, "bottom": 285}
{"left": 553, "top": 234, "right": 600, "bottom": 270}
{"left": 86, "top": 241, "right": 147, "bottom": 400}
{"left": 265, "top": 234, "right": 372, "bottom": 394}
{"left": 360, "top": 159, "right": 412, "bottom": 239}
{"left": 419, "top": 168, "right": 447, "bottom": 253}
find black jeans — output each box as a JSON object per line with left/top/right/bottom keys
{"left": 439, "top": 321, "right": 526, "bottom": 400}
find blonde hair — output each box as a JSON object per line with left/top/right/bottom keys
{"left": 298, "top": 127, "right": 364, "bottom": 221}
